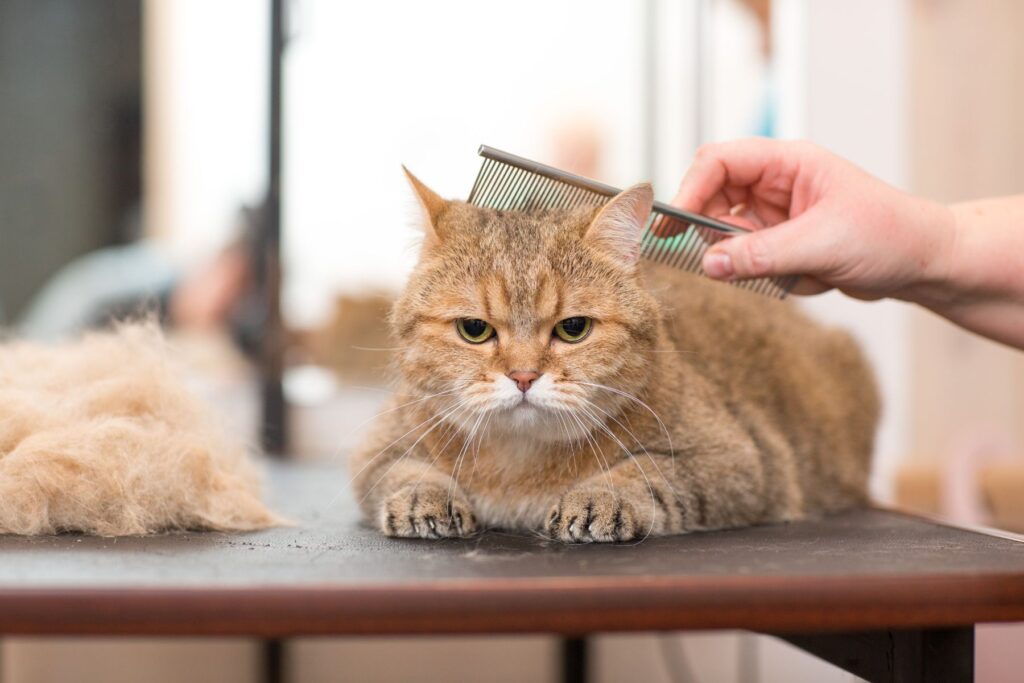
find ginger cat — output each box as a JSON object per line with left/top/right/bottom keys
{"left": 350, "top": 171, "right": 878, "bottom": 543}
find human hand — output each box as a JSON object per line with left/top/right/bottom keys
{"left": 669, "top": 138, "right": 956, "bottom": 300}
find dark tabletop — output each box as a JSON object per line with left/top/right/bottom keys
{"left": 2, "top": 461, "right": 1023, "bottom": 636}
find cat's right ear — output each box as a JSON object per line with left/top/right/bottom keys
{"left": 585, "top": 182, "right": 654, "bottom": 268}
{"left": 403, "top": 166, "right": 448, "bottom": 245}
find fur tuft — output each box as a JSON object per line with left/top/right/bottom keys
{"left": 0, "top": 323, "right": 287, "bottom": 536}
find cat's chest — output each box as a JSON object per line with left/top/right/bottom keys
{"left": 453, "top": 437, "right": 577, "bottom": 530}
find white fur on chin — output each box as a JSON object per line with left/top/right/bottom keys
{"left": 447, "top": 373, "right": 596, "bottom": 444}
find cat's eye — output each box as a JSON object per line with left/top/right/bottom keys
{"left": 553, "top": 317, "right": 593, "bottom": 343}
{"left": 456, "top": 318, "right": 495, "bottom": 344}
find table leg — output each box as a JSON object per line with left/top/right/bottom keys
{"left": 773, "top": 627, "right": 974, "bottom": 682}
{"left": 561, "top": 636, "right": 588, "bottom": 683}
{"left": 263, "top": 638, "right": 285, "bottom": 683}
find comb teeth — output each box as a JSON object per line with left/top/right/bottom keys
{"left": 468, "top": 146, "right": 797, "bottom": 299}
{"left": 470, "top": 157, "right": 608, "bottom": 211}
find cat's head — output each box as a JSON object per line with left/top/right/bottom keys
{"left": 391, "top": 169, "right": 661, "bottom": 442}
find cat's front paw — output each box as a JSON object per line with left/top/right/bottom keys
{"left": 545, "top": 486, "right": 649, "bottom": 543}
{"left": 379, "top": 483, "right": 478, "bottom": 539}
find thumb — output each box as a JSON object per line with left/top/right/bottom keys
{"left": 702, "top": 217, "right": 821, "bottom": 281}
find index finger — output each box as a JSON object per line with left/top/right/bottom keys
{"left": 672, "top": 138, "right": 792, "bottom": 213}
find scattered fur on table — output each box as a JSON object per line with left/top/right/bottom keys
{"left": 0, "top": 323, "right": 285, "bottom": 536}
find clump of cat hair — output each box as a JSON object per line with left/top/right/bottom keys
{"left": 0, "top": 323, "right": 284, "bottom": 536}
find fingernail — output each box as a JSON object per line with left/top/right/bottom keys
{"left": 703, "top": 252, "right": 733, "bottom": 279}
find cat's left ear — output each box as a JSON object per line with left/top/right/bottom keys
{"left": 402, "top": 166, "right": 448, "bottom": 243}
{"left": 584, "top": 183, "right": 654, "bottom": 267}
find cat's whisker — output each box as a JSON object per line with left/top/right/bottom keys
{"left": 445, "top": 408, "right": 486, "bottom": 508}
{"left": 361, "top": 405, "right": 468, "bottom": 513}
{"left": 336, "top": 405, "right": 457, "bottom": 513}
{"left": 565, "top": 407, "right": 616, "bottom": 500}
{"left": 356, "top": 398, "right": 474, "bottom": 506}
{"left": 552, "top": 409, "right": 578, "bottom": 466}
{"left": 575, "top": 381, "right": 675, "bottom": 461}
{"left": 464, "top": 410, "right": 492, "bottom": 488}
{"left": 567, "top": 406, "right": 587, "bottom": 476}
{"left": 575, "top": 406, "right": 658, "bottom": 544}
{"left": 406, "top": 401, "right": 475, "bottom": 496}
{"left": 548, "top": 407, "right": 570, "bottom": 443}
{"left": 454, "top": 409, "right": 486, "bottom": 487}
{"left": 340, "top": 377, "right": 476, "bottom": 472}
{"left": 407, "top": 395, "right": 479, "bottom": 500}
{"left": 466, "top": 411, "right": 491, "bottom": 488}
{"left": 332, "top": 386, "right": 466, "bottom": 465}
{"left": 343, "top": 389, "right": 467, "bottom": 486}
{"left": 577, "top": 397, "right": 642, "bottom": 450}
{"left": 576, "top": 395, "right": 677, "bottom": 510}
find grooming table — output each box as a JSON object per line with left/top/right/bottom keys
{"left": 2, "top": 463, "right": 1023, "bottom": 683}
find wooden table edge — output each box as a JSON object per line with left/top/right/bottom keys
{"left": 3, "top": 571, "right": 1024, "bottom": 637}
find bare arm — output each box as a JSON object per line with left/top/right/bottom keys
{"left": 669, "top": 139, "right": 1024, "bottom": 348}
{"left": 921, "top": 196, "right": 1024, "bottom": 347}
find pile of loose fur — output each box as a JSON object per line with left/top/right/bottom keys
{"left": 0, "top": 323, "right": 284, "bottom": 535}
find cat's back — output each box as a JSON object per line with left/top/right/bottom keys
{"left": 640, "top": 262, "right": 878, "bottom": 426}
{"left": 640, "top": 262, "right": 827, "bottom": 363}
{"left": 640, "top": 263, "right": 879, "bottom": 514}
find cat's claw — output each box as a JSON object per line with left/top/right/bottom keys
{"left": 379, "top": 483, "right": 478, "bottom": 539}
{"left": 545, "top": 487, "right": 643, "bottom": 543}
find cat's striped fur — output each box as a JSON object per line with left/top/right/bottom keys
{"left": 350, "top": 175, "right": 878, "bottom": 542}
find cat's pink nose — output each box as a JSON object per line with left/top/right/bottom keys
{"left": 508, "top": 370, "right": 540, "bottom": 393}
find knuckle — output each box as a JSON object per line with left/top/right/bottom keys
{"left": 737, "top": 237, "right": 772, "bottom": 277}
{"left": 693, "top": 143, "right": 720, "bottom": 164}
{"left": 791, "top": 139, "right": 821, "bottom": 159}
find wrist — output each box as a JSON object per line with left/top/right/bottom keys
{"left": 896, "top": 200, "right": 963, "bottom": 310}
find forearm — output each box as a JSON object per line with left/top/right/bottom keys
{"left": 908, "top": 195, "right": 1024, "bottom": 348}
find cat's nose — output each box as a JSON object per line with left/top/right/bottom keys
{"left": 508, "top": 370, "right": 540, "bottom": 393}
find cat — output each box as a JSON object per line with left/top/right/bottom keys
{"left": 349, "top": 170, "right": 879, "bottom": 543}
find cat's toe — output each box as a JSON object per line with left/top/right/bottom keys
{"left": 546, "top": 488, "right": 641, "bottom": 543}
{"left": 380, "top": 484, "right": 478, "bottom": 539}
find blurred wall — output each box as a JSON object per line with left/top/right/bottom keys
{"left": 907, "top": 0, "right": 1024, "bottom": 466}
{"left": 142, "top": 0, "right": 268, "bottom": 261}
{"left": 776, "top": 0, "right": 911, "bottom": 501}
{"left": 281, "top": 0, "right": 650, "bottom": 326}
{"left": 0, "top": 0, "right": 141, "bottom": 320}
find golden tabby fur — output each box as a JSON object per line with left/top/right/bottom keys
{"left": 350, "top": 172, "right": 878, "bottom": 542}
{"left": 0, "top": 324, "right": 284, "bottom": 536}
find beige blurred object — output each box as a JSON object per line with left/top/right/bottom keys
{"left": 169, "top": 328, "right": 253, "bottom": 382}
{"left": 907, "top": 0, "right": 1024, "bottom": 468}
{"left": 289, "top": 636, "right": 557, "bottom": 683}
{"left": 737, "top": 0, "right": 772, "bottom": 56}
{"left": 894, "top": 460, "right": 1024, "bottom": 532}
{"left": 892, "top": 460, "right": 942, "bottom": 515}
{"left": 308, "top": 293, "right": 396, "bottom": 386}
{"left": 980, "top": 463, "right": 1024, "bottom": 533}
{"left": 546, "top": 116, "right": 605, "bottom": 180}
{"left": 1, "top": 639, "right": 261, "bottom": 683}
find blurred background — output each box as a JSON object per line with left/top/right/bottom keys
{"left": 2, "top": 0, "right": 1023, "bottom": 681}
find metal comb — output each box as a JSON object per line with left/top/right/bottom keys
{"left": 467, "top": 145, "right": 796, "bottom": 299}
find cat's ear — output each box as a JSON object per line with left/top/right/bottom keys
{"left": 403, "top": 166, "right": 448, "bottom": 243}
{"left": 584, "top": 183, "right": 653, "bottom": 267}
